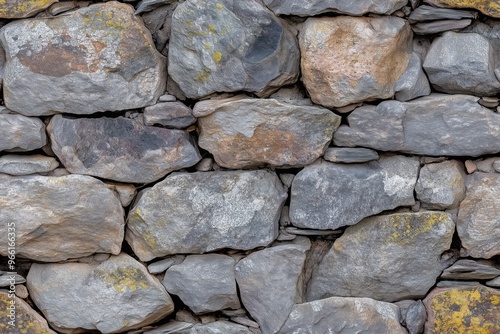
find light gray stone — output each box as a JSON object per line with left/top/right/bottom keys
{"left": 492, "top": 160, "right": 500, "bottom": 172}
{"left": 307, "top": 212, "right": 455, "bottom": 302}
{"left": 263, "top": 0, "right": 406, "bottom": 16}
{"left": 395, "top": 52, "right": 431, "bottom": 101}
{"left": 142, "top": 321, "right": 194, "bottom": 334}
{"left": 144, "top": 102, "right": 196, "bottom": 128}
{"left": 441, "top": 259, "right": 500, "bottom": 280}
{"left": 168, "top": 0, "right": 299, "bottom": 99}
{"left": 0, "top": 273, "right": 25, "bottom": 287}
{"left": 148, "top": 255, "right": 185, "bottom": 274}
{"left": 126, "top": 170, "right": 287, "bottom": 261}
{"left": 409, "top": 5, "right": 477, "bottom": 23}
{"left": 27, "top": 253, "right": 174, "bottom": 333}
{"left": 406, "top": 300, "right": 426, "bottom": 334}
{"left": 290, "top": 156, "right": 419, "bottom": 230}
{"left": 412, "top": 19, "right": 473, "bottom": 35}
{"left": 174, "top": 321, "right": 253, "bottom": 334}
{"left": 0, "top": 154, "right": 58, "bottom": 175}
{"left": 135, "top": 0, "right": 174, "bottom": 14}
{"left": 486, "top": 276, "right": 500, "bottom": 287}
{"left": 323, "top": 147, "right": 379, "bottom": 163}
{"left": 0, "top": 174, "right": 124, "bottom": 262}
{"left": 0, "top": 114, "right": 46, "bottom": 152}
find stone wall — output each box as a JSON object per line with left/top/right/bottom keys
{"left": 0, "top": 0, "right": 499, "bottom": 333}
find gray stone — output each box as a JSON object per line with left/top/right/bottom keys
{"left": 159, "top": 94, "right": 177, "bottom": 102}
{"left": 423, "top": 32, "right": 500, "bottom": 96}
{"left": 140, "top": 2, "right": 174, "bottom": 54}
{"left": 27, "top": 253, "right": 174, "bottom": 333}
{"left": 406, "top": 300, "right": 426, "bottom": 334}
{"left": 0, "top": 174, "right": 124, "bottom": 262}
{"left": 0, "top": 154, "right": 58, "bottom": 175}
{"left": 486, "top": 276, "right": 500, "bottom": 287}
{"left": 474, "top": 157, "right": 499, "bottom": 173}
{"left": 395, "top": 52, "right": 431, "bottom": 101}
{"left": 48, "top": 115, "right": 201, "bottom": 183}
{"left": 144, "top": 102, "right": 196, "bottom": 128}
{"left": 278, "top": 297, "right": 407, "bottom": 334}
{"left": 307, "top": 212, "right": 455, "bottom": 302}
{"left": 105, "top": 182, "right": 136, "bottom": 207}
{"left": 148, "top": 255, "right": 185, "bottom": 274}
{"left": 323, "top": 147, "right": 379, "bottom": 163}
{"left": 269, "top": 86, "right": 312, "bottom": 107}
{"left": 425, "top": 0, "right": 500, "bottom": 18}
{"left": 168, "top": 0, "right": 299, "bottom": 99}
{"left": 412, "top": 19, "right": 473, "bottom": 35}
{"left": 1, "top": 2, "right": 166, "bottom": 116}
{"left": 493, "top": 160, "right": 500, "bottom": 172}
{"left": 290, "top": 156, "right": 419, "bottom": 230}
{"left": 195, "top": 97, "right": 340, "bottom": 169}
{"left": 436, "top": 280, "right": 481, "bottom": 288}
{"left": 135, "top": 0, "right": 174, "bottom": 14}
{"left": 0, "top": 273, "right": 25, "bottom": 287}
{"left": 163, "top": 254, "right": 240, "bottom": 314}
{"left": 441, "top": 259, "right": 500, "bottom": 280}
{"left": 126, "top": 170, "right": 287, "bottom": 261}
{"left": 0, "top": 114, "right": 47, "bottom": 152}
{"left": 263, "top": 0, "right": 406, "bottom": 16}
{"left": 235, "top": 238, "right": 310, "bottom": 334}
{"left": 175, "top": 321, "right": 253, "bottom": 334}
{"left": 0, "top": 0, "right": 57, "bottom": 18}
{"left": 408, "top": 5, "right": 477, "bottom": 23}
{"left": 143, "top": 321, "right": 194, "bottom": 334}
{"left": 230, "top": 317, "right": 259, "bottom": 329}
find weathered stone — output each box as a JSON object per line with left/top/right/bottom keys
{"left": 127, "top": 170, "right": 287, "bottom": 261}
{"left": 48, "top": 115, "right": 200, "bottom": 183}
{"left": 457, "top": 172, "right": 500, "bottom": 258}
{"left": 437, "top": 281, "right": 481, "bottom": 288}
{"left": 299, "top": 16, "right": 412, "bottom": 108}
{"left": 195, "top": 97, "right": 340, "bottom": 169}
{"left": 425, "top": 0, "right": 500, "bottom": 18}
{"left": 15, "top": 284, "right": 29, "bottom": 299}
{"left": 412, "top": 19, "right": 473, "bottom": 35}
{"left": 235, "top": 238, "right": 310, "bottom": 334}
{"left": 323, "top": 147, "right": 379, "bottom": 163}
{"left": 395, "top": 52, "right": 431, "bottom": 101}
{"left": 140, "top": 2, "right": 174, "bottom": 54}
{"left": 474, "top": 157, "right": 500, "bottom": 173}
{"left": 269, "top": 86, "right": 312, "bottom": 107}
{"left": 174, "top": 321, "right": 253, "bottom": 334}
{"left": 168, "top": 0, "right": 299, "bottom": 99}
{"left": 290, "top": 156, "right": 418, "bottom": 230}
{"left": 1, "top": 2, "right": 166, "bottom": 116}
{"left": 424, "top": 285, "right": 500, "bottom": 333}
{"left": 0, "top": 114, "right": 47, "bottom": 152}
{"left": 0, "top": 154, "right": 58, "bottom": 175}
{"left": 148, "top": 255, "right": 185, "bottom": 274}
{"left": 0, "top": 0, "right": 57, "bottom": 18}
{"left": 105, "top": 182, "right": 136, "bottom": 207}
{"left": 144, "top": 102, "right": 196, "bottom": 128}
{"left": 441, "top": 259, "right": 500, "bottom": 280}
{"left": 135, "top": 0, "right": 174, "bottom": 14}
{"left": 142, "top": 321, "right": 194, "bottom": 334}
{"left": 27, "top": 253, "right": 174, "bottom": 333}
{"left": 406, "top": 300, "right": 427, "bottom": 334}
{"left": 163, "top": 254, "right": 240, "bottom": 314}
{"left": 0, "top": 174, "right": 124, "bottom": 262}
{"left": 480, "top": 96, "right": 500, "bottom": 108}
{"left": 307, "top": 212, "right": 455, "bottom": 302}
{"left": 423, "top": 32, "right": 500, "bottom": 95}
{"left": 278, "top": 297, "right": 407, "bottom": 334}
{"left": 0, "top": 273, "right": 25, "bottom": 287}
{"left": 409, "top": 5, "right": 477, "bottom": 22}
{"left": 486, "top": 276, "right": 500, "bottom": 287}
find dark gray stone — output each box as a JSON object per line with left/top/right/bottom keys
{"left": 406, "top": 300, "right": 426, "bottom": 334}
{"left": 441, "top": 259, "right": 500, "bottom": 280}
{"left": 144, "top": 102, "right": 196, "bottom": 128}
{"left": 395, "top": 52, "right": 431, "bottom": 101}
{"left": 0, "top": 114, "right": 47, "bottom": 152}
{"left": 408, "top": 5, "right": 477, "bottom": 23}
{"left": 135, "top": 0, "right": 174, "bottom": 14}
{"left": 323, "top": 147, "right": 379, "bottom": 163}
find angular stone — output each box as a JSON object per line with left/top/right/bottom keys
{"left": 290, "top": 156, "right": 419, "bottom": 230}
{"left": 168, "top": 0, "right": 299, "bottom": 99}
{"left": 299, "top": 16, "right": 412, "bottom": 108}
{"left": 278, "top": 297, "right": 407, "bottom": 334}
{"left": 0, "top": 114, "right": 47, "bottom": 152}
{"left": 27, "top": 253, "right": 174, "bottom": 333}
{"left": 195, "top": 97, "right": 340, "bottom": 169}
{"left": 415, "top": 160, "right": 466, "bottom": 209}
{"left": 323, "top": 147, "right": 379, "bottom": 163}
{"left": 105, "top": 182, "right": 136, "bottom": 207}
{"left": 1, "top": 2, "right": 166, "bottom": 116}
{"left": 263, "top": 0, "right": 406, "bottom": 16}
{"left": 425, "top": 0, "right": 500, "bottom": 18}
{"left": 235, "top": 238, "right": 310, "bottom": 334}
{"left": 126, "top": 170, "right": 287, "bottom": 261}
{"left": 457, "top": 172, "right": 500, "bottom": 258}
{"left": 0, "top": 174, "right": 124, "bottom": 262}
{"left": 148, "top": 255, "right": 185, "bottom": 274}
{"left": 0, "top": 154, "right": 58, "bottom": 175}
{"left": 486, "top": 276, "right": 500, "bottom": 287}
{"left": 408, "top": 5, "right": 477, "bottom": 22}
{"left": 0, "top": 0, "right": 57, "bottom": 18}
{"left": 335, "top": 94, "right": 500, "bottom": 157}
{"left": 424, "top": 286, "right": 500, "bottom": 333}
{"left": 163, "top": 254, "right": 240, "bottom": 314}
{"left": 441, "top": 259, "right": 500, "bottom": 280}
{"left": 423, "top": 32, "right": 500, "bottom": 95}
{"left": 48, "top": 115, "right": 200, "bottom": 183}
{"left": 395, "top": 52, "right": 431, "bottom": 101}
{"left": 413, "top": 19, "right": 473, "bottom": 35}
{"left": 406, "top": 300, "right": 427, "bottom": 334}
{"left": 307, "top": 212, "right": 455, "bottom": 302}
{"left": 144, "top": 102, "right": 196, "bottom": 128}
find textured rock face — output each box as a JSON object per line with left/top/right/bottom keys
{"left": 144, "top": 102, "right": 196, "bottom": 129}
{"left": 0, "top": 154, "right": 59, "bottom": 175}
{"left": 290, "top": 156, "right": 419, "bottom": 230}
{"left": 307, "top": 212, "right": 455, "bottom": 302}
{"left": 1, "top": 2, "right": 166, "bottom": 116}
{"left": 441, "top": 259, "right": 500, "bottom": 280}
{"left": 126, "top": 170, "right": 287, "bottom": 261}
{"left": 0, "top": 114, "right": 47, "bottom": 152}
{"left": 0, "top": 0, "right": 56, "bottom": 18}
{"left": 178, "top": 321, "right": 253, "bottom": 334}
{"left": 278, "top": 297, "right": 407, "bottom": 334}
{"left": 27, "top": 253, "right": 174, "bottom": 333}
{"left": 299, "top": 16, "right": 412, "bottom": 108}
{"left": 395, "top": 52, "right": 431, "bottom": 101}
{"left": 195, "top": 98, "right": 340, "bottom": 168}
{"left": 48, "top": 115, "right": 200, "bottom": 183}
{"left": 323, "top": 147, "right": 379, "bottom": 163}
{"left": 457, "top": 172, "right": 500, "bottom": 258}
{"left": 168, "top": 0, "right": 299, "bottom": 99}
{"left": 0, "top": 174, "right": 124, "bottom": 262}
{"left": 425, "top": 0, "right": 500, "bottom": 18}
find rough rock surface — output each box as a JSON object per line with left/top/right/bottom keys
{"left": 278, "top": 297, "right": 407, "bottom": 334}
{"left": 127, "top": 170, "right": 287, "bottom": 261}
{"left": 235, "top": 238, "right": 310, "bottom": 334}
{"left": 176, "top": 321, "right": 253, "bottom": 334}
{"left": 163, "top": 254, "right": 240, "bottom": 314}
{"left": 425, "top": 0, "right": 500, "bottom": 18}
{"left": 290, "top": 156, "right": 419, "bottom": 230}
{"left": 144, "top": 102, "right": 196, "bottom": 128}
{"left": 27, "top": 253, "right": 174, "bottom": 333}
{"left": 1, "top": 2, "right": 166, "bottom": 116}
{"left": 263, "top": 0, "right": 406, "bottom": 16}
{"left": 395, "top": 52, "right": 431, "bottom": 101}
{"left": 405, "top": 300, "right": 427, "bottom": 334}
{"left": 0, "top": 114, "right": 47, "bottom": 152}
{"left": 0, "top": 154, "right": 58, "bottom": 175}
{"left": 307, "top": 212, "right": 455, "bottom": 302}
{"left": 0, "top": 174, "right": 124, "bottom": 262}
{"left": 195, "top": 97, "right": 340, "bottom": 168}
{"left": 0, "top": 0, "right": 57, "bottom": 18}
{"left": 441, "top": 259, "right": 500, "bottom": 280}
{"left": 168, "top": 0, "right": 299, "bottom": 99}
{"left": 409, "top": 5, "right": 477, "bottom": 22}
{"left": 299, "top": 16, "right": 412, "bottom": 108}
{"left": 412, "top": 18, "right": 473, "bottom": 35}
{"left": 323, "top": 147, "right": 379, "bottom": 163}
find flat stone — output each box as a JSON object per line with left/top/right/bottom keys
{"left": 425, "top": 0, "right": 500, "bottom": 18}
{"left": 163, "top": 254, "right": 240, "bottom": 314}
{"left": 0, "top": 154, "right": 58, "bottom": 175}
{"left": 48, "top": 115, "right": 201, "bottom": 183}
{"left": 406, "top": 300, "right": 427, "bottom": 334}
{"left": 144, "top": 102, "right": 196, "bottom": 129}
{"left": 148, "top": 255, "right": 185, "bottom": 274}
{"left": 457, "top": 172, "right": 500, "bottom": 258}
{"left": 230, "top": 317, "right": 259, "bottom": 329}
{"left": 441, "top": 259, "right": 500, "bottom": 280}
{"left": 436, "top": 280, "right": 482, "bottom": 288}
{"left": 173, "top": 321, "right": 253, "bottom": 334}
{"left": 299, "top": 16, "right": 412, "bottom": 108}
{"left": 195, "top": 97, "right": 340, "bottom": 169}
{"left": 486, "top": 276, "right": 500, "bottom": 287}
{"left": 0, "top": 174, "right": 124, "bottom": 262}
{"left": 323, "top": 147, "right": 379, "bottom": 163}
{"left": 1, "top": 2, "right": 166, "bottom": 116}
{"left": 395, "top": 52, "right": 431, "bottom": 101}
{"left": 424, "top": 286, "right": 500, "bottom": 333}
{"left": 413, "top": 19, "right": 473, "bottom": 35}
{"left": 135, "top": 0, "right": 174, "bottom": 14}
{"left": 126, "top": 170, "right": 287, "bottom": 261}
{"left": 235, "top": 238, "right": 310, "bottom": 334}
{"left": 307, "top": 212, "right": 455, "bottom": 302}
{"left": 0, "top": 114, "right": 47, "bottom": 152}
{"left": 168, "top": 0, "right": 299, "bottom": 99}
{"left": 290, "top": 155, "right": 419, "bottom": 230}
{"left": 142, "top": 321, "right": 194, "bottom": 334}
{"left": 278, "top": 297, "right": 407, "bottom": 334}
{"left": 158, "top": 94, "right": 177, "bottom": 102}
{"left": 409, "top": 5, "right": 477, "bottom": 22}
{"left": 0, "top": 273, "right": 25, "bottom": 287}
{"left": 479, "top": 96, "right": 500, "bottom": 108}
{"left": 27, "top": 253, "right": 174, "bottom": 333}
{"left": 0, "top": 0, "right": 57, "bottom": 18}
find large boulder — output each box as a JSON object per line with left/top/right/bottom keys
{"left": 0, "top": 114, "right": 46, "bottom": 152}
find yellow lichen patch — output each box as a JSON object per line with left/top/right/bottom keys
{"left": 0, "top": 292, "right": 54, "bottom": 334}
{"left": 385, "top": 213, "right": 448, "bottom": 245}
{"left": 143, "top": 227, "right": 157, "bottom": 248}
{"left": 95, "top": 267, "right": 150, "bottom": 293}
{"left": 207, "top": 24, "right": 217, "bottom": 33}
{"left": 195, "top": 68, "right": 211, "bottom": 82}
{"left": 0, "top": 0, "right": 55, "bottom": 19}
{"left": 428, "top": 0, "right": 500, "bottom": 18}
{"left": 212, "top": 51, "right": 223, "bottom": 63}
{"left": 216, "top": 3, "right": 224, "bottom": 9}
{"left": 205, "top": 43, "right": 211, "bottom": 49}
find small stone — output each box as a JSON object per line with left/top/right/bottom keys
{"left": 479, "top": 96, "right": 499, "bottom": 108}
{"left": 412, "top": 19, "right": 472, "bottom": 35}
{"left": 486, "top": 276, "right": 500, "bottom": 287}
{"left": 105, "top": 182, "right": 136, "bottom": 207}
{"left": 176, "top": 310, "right": 199, "bottom": 324}
{"left": 323, "top": 147, "right": 379, "bottom": 164}
{"left": 230, "top": 317, "right": 259, "bottom": 328}
{"left": 158, "top": 94, "right": 177, "bottom": 102}
{"left": 441, "top": 259, "right": 500, "bottom": 280}
{"left": 148, "top": 256, "right": 185, "bottom": 274}
{"left": 436, "top": 281, "right": 481, "bottom": 288}
{"left": 277, "top": 229, "right": 296, "bottom": 241}
{"left": 144, "top": 102, "right": 196, "bottom": 129}
{"left": 279, "top": 206, "right": 291, "bottom": 227}
{"left": 199, "top": 314, "right": 217, "bottom": 324}
{"left": 15, "top": 284, "right": 29, "bottom": 299}
{"left": 0, "top": 154, "right": 58, "bottom": 175}
{"left": 278, "top": 174, "right": 295, "bottom": 189}
{"left": 465, "top": 160, "right": 477, "bottom": 174}
{"left": 179, "top": 321, "right": 253, "bottom": 334}
{"left": 284, "top": 227, "right": 342, "bottom": 237}
{"left": 93, "top": 253, "right": 111, "bottom": 262}
{"left": 269, "top": 86, "right": 312, "bottom": 106}
{"left": 221, "top": 309, "right": 247, "bottom": 317}
{"left": 408, "top": 5, "right": 477, "bottom": 23}
{"left": 493, "top": 160, "right": 500, "bottom": 173}
{"left": 47, "top": 2, "right": 79, "bottom": 16}
{"left": 45, "top": 168, "right": 70, "bottom": 176}
{"left": 195, "top": 158, "right": 214, "bottom": 172}
{"left": 135, "top": 0, "right": 174, "bottom": 14}
{"left": 0, "top": 114, "right": 47, "bottom": 152}
{"left": 0, "top": 273, "right": 25, "bottom": 287}
{"left": 0, "top": 0, "right": 57, "bottom": 18}
{"left": 142, "top": 321, "right": 194, "bottom": 334}
{"left": 395, "top": 52, "right": 431, "bottom": 101}
{"left": 406, "top": 300, "right": 427, "bottom": 334}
